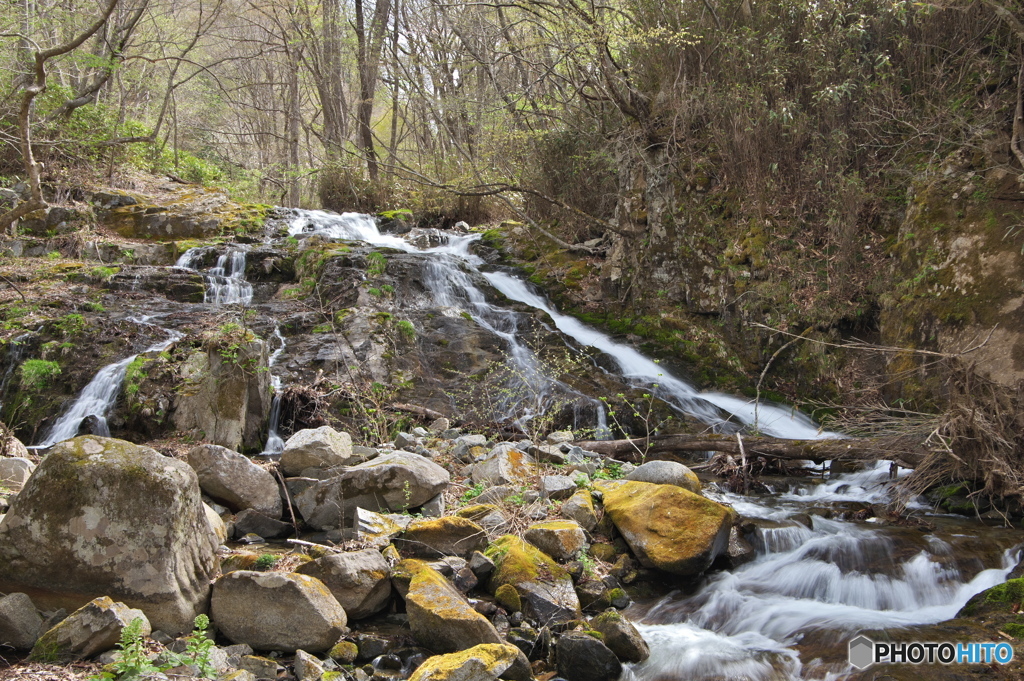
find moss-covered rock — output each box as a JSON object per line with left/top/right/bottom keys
{"left": 590, "top": 609, "right": 650, "bottom": 663}
{"left": 0, "top": 436, "right": 220, "bottom": 634}
{"left": 494, "top": 584, "right": 521, "bottom": 613}
{"left": 485, "top": 535, "right": 581, "bottom": 623}
{"left": 395, "top": 516, "right": 489, "bottom": 558}
{"left": 524, "top": 520, "right": 588, "bottom": 562}
{"left": 405, "top": 564, "right": 502, "bottom": 653}
{"left": 30, "top": 597, "right": 149, "bottom": 662}
{"left": 596, "top": 479, "right": 735, "bottom": 576}
{"left": 408, "top": 643, "right": 530, "bottom": 681}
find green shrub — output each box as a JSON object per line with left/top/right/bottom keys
{"left": 19, "top": 359, "right": 61, "bottom": 391}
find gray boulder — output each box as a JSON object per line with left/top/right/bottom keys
{"left": 187, "top": 444, "right": 282, "bottom": 518}
{"left": 524, "top": 520, "right": 587, "bottom": 562}
{"left": 540, "top": 475, "right": 577, "bottom": 501}
{"left": 560, "top": 490, "right": 598, "bottom": 532}
{"left": 0, "top": 457, "right": 34, "bottom": 491}
{"left": 294, "top": 452, "right": 450, "bottom": 530}
{"left": 589, "top": 610, "right": 650, "bottom": 663}
{"left": 0, "top": 592, "right": 43, "bottom": 650}
{"left": 280, "top": 427, "right": 360, "bottom": 476}
{"left": 625, "top": 460, "right": 701, "bottom": 493}
{"left": 555, "top": 632, "right": 621, "bottom": 681}
{"left": 471, "top": 444, "right": 536, "bottom": 486}
{"left": 210, "top": 571, "right": 348, "bottom": 653}
{"left": 31, "top": 597, "right": 150, "bottom": 661}
{"left": 295, "top": 549, "right": 392, "bottom": 620}
{"left": 0, "top": 436, "right": 220, "bottom": 634}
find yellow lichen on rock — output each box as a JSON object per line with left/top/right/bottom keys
{"left": 600, "top": 480, "right": 735, "bottom": 576}
{"left": 407, "top": 643, "right": 524, "bottom": 681}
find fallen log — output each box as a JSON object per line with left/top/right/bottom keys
{"left": 574, "top": 433, "right": 931, "bottom": 469}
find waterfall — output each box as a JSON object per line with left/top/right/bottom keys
{"left": 261, "top": 325, "right": 287, "bottom": 456}
{"left": 176, "top": 246, "right": 253, "bottom": 305}
{"left": 288, "top": 210, "right": 833, "bottom": 439}
{"left": 36, "top": 321, "right": 182, "bottom": 448}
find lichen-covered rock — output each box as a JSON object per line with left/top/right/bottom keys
{"left": 524, "top": 520, "right": 587, "bottom": 562}
{"left": 280, "top": 426, "right": 360, "bottom": 476}
{"left": 560, "top": 490, "right": 598, "bottom": 532}
{"left": 210, "top": 571, "right": 347, "bottom": 653}
{"left": 395, "top": 517, "right": 488, "bottom": 558}
{"left": 174, "top": 341, "right": 272, "bottom": 452}
{"left": 471, "top": 444, "right": 536, "bottom": 486}
{"left": 596, "top": 480, "right": 735, "bottom": 576}
{"left": 293, "top": 649, "right": 325, "bottom": 681}
{"left": 485, "top": 535, "right": 581, "bottom": 623}
{"left": 624, "top": 460, "right": 701, "bottom": 493}
{"left": 555, "top": 632, "right": 621, "bottom": 681}
{"left": 30, "top": 597, "right": 150, "bottom": 662}
{"left": 408, "top": 643, "right": 531, "bottom": 681}
{"left": 405, "top": 564, "right": 502, "bottom": 653}
{"left": 0, "top": 592, "right": 43, "bottom": 650}
{"left": 293, "top": 452, "right": 449, "bottom": 530}
{"left": 295, "top": 549, "right": 392, "bottom": 620}
{"left": 0, "top": 457, "right": 35, "bottom": 491}
{"left": 0, "top": 436, "right": 220, "bottom": 633}
{"left": 590, "top": 610, "right": 650, "bottom": 662}
{"left": 187, "top": 444, "right": 282, "bottom": 518}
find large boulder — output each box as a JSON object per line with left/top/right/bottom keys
{"left": 0, "top": 437, "right": 220, "bottom": 633}
{"left": 187, "top": 444, "right": 282, "bottom": 518}
{"left": 408, "top": 643, "right": 531, "bottom": 681}
{"left": 173, "top": 339, "right": 272, "bottom": 452}
{"left": 405, "top": 564, "right": 502, "bottom": 653}
{"left": 294, "top": 452, "right": 450, "bottom": 530}
{"left": 280, "top": 427, "right": 360, "bottom": 476}
{"left": 471, "top": 444, "right": 536, "bottom": 486}
{"left": 210, "top": 571, "right": 348, "bottom": 653}
{"left": 395, "top": 517, "right": 489, "bottom": 559}
{"left": 31, "top": 597, "right": 150, "bottom": 662}
{"left": 485, "top": 535, "right": 581, "bottom": 623}
{"left": 0, "top": 592, "right": 43, "bottom": 650}
{"left": 596, "top": 480, "right": 735, "bottom": 576}
{"left": 294, "top": 549, "right": 392, "bottom": 620}
{"left": 624, "top": 460, "right": 701, "bottom": 493}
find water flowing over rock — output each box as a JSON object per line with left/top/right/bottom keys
{"left": 187, "top": 444, "right": 282, "bottom": 518}
{"left": 294, "top": 549, "right": 392, "bottom": 620}
{"left": 597, "top": 480, "right": 735, "bottom": 576}
{"left": 173, "top": 338, "right": 272, "bottom": 452}
{"left": 0, "top": 436, "right": 220, "bottom": 633}
{"left": 293, "top": 451, "right": 450, "bottom": 530}
{"left": 210, "top": 571, "right": 348, "bottom": 653}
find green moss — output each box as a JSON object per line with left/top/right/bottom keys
{"left": 984, "top": 578, "right": 1024, "bottom": 606}
{"left": 1002, "top": 623, "right": 1024, "bottom": 638}
{"left": 494, "top": 583, "right": 521, "bottom": 612}
{"left": 19, "top": 359, "right": 61, "bottom": 391}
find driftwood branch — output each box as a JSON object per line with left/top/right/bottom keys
{"left": 575, "top": 433, "right": 929, "bottom": 470}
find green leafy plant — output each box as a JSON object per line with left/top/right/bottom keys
{"left": 19, "top": 359, "right": 61, "bottom": 391}
{"left": 366, "top": 251, "right": 387, "bottom": 276}
{"left": 254, "top": 553, "right": 278, "bottom": 570}
{"left": 396, "top": 319, "right": 416, "bottom": 341}
{"left": 461, "top": 481, "right": 486, "bottom": 502}
{"left": 93, "top": 617, "right": 158, "bottom": 680}
{"left": 178, "top": 614, "right": 216, "bottom": 678}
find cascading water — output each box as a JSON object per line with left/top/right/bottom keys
{"left": 36, "top": 320, "right": 182, "bottom": 448}
{"left": 261, "top": 325, "right": 287, "bottom": 456}
{"left": 176, "top": 247, "right": 253, "bottom": 305}
{"left": 0, "top": 333, "right": 30, "bottom": 413}
{"left": 288, "top": 209, "right": 829, "bottom": 439}
{"left": 621, "top": 465, "right": 1022, "bottom": 680}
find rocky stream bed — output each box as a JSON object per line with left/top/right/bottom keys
{"left": 1, "top": 183, "right": 1024, "bottom": 681}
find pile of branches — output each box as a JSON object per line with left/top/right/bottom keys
{"left": 895, "top": 360, "right": 1024, "bottom": 514}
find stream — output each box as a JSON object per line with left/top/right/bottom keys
{"left": 28, "top": 209, "right": 1021, "bottom": 679}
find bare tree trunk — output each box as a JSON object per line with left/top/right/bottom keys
{"left": 288, "top": 46, "right": 302, "bottom": 207}
{"left": 354, "top": 0, "right": 392, "bottom": 183}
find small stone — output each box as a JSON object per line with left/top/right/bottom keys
{"left": 328, "top": 641, "right": 358, "bottom": 664}
{"left": 427, "top": 418, "right": 450, "bottom": 433}
{"left": 236, "top": 655, "right": 279, "bottom": 679}
{"left": 560, "top": 490, "right": 598, "bottom": 532}
{"left": 294, "top": 649, "right": 325, "bottom": 681}
{"left": 233, "top": 509, "right": 292, "bottom": 539}
{"left": 419, "top": 493, "right": 445, "bottom": 518}
{"left": 540, "top": 476, "right": 577, "bottom": 501}
{"left": 625, "top": 460, "right": 700, "bottom": 493}
{"left": 547, "top": 431, "right": 574, "bottom": 445}
{"left": 0, "top": 457, "right": 35, "bottom": 491}
{"left": 394, "top": 432, "right": 418, "bottom": 450}
{"left": 525, "top": 520, "right": 588, "bottom": 562}
{"left": 468, "top": 551, "right": 495, "bottom": 579}
{"left": 589, "top": 610, "right": 649, "bottom": 663}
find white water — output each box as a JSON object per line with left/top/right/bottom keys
{"left": 37, "top": 320, "right": 182, "bottom": 448}
{"left": 261, "top": 325, "right": 287, "bottom": 456}
{"left": 288, "top": 210, "right": 832, "bottom": 440}
{"left": 176, "top": 247, "right": 253, "bottom": 305}
{"left": 622, "top": 467, "right": 1022, "bottom": 681}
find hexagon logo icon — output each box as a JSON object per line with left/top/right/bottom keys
{"left": 849, "top": 635, "right": 875, "bottom": 670}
